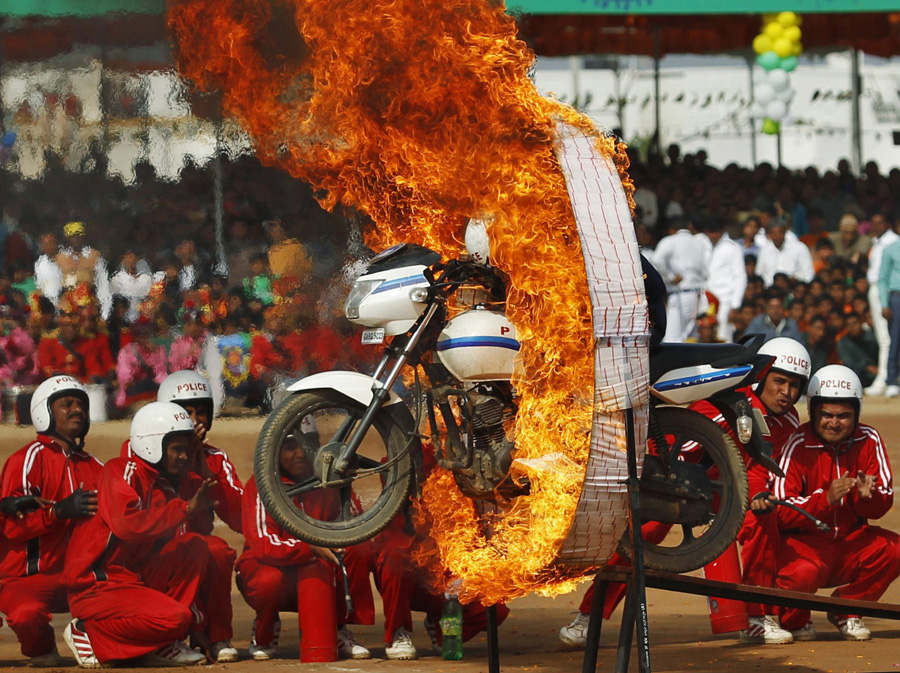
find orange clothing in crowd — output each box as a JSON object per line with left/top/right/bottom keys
{"left": 250, "top": 332, "right": 306, "bottom": 379}
{"left": 37, "top": 331, "right": 115, "bottom": 382}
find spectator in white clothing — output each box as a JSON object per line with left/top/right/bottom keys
{"left": 863, "top": 212, "right": 899, "bottom": 396}
{"left": 755, "top": 220, "right": 815, "bottom": 287}
{"left": 109, "top": 250, "right": 153, "bottom": 323}
{"left": 33, "top": 232, "right": 62, "bottom": 306}
{"left": 653, "top": 216, "right": 709, "bottom": 343}
{"left": 701, "top": 217, "right": 747, "bottom": 342}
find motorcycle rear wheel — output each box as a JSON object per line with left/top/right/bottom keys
{"left": 254, "top": 390, "right": 413, "bottom": 548}
{"left": 622, "top": 406, "right": 748, "bottom": 573}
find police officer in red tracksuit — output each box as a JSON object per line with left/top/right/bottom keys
{"left": 156, "top": 370, "right": 243, "bottom": 663}
{"left": 62, "top": 402, "right": 215, "bottom": 667}
{"left": 773, "top": 365, "right": 900, "bottom": 642}
{"left": 558, "top": 337, "right": 811, "bottom": 649}
{"left": 0, "top": 376, "right": 102, "bottom": 666}
{"left": 237, "top": 434, "right": 367, "bottom": 661}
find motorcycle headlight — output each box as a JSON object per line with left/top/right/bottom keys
{"left": 345, "top": 279, "right": 383, "bottom": 320}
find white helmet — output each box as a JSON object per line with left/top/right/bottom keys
{"left": 759, "top": 337, "right": 812, "bottom": 386}
{"left": 129, "top": 401, "right": 195, "bottom": 464}
{"left": 464, "top": 218, "right": 491, "bottom": 265}
{"left": 158, "top": 370, "right": 214, "bottom": 430}
{"left": 806, "top": 364, "right": 863, "bottom": 420}
{"left": 30, "top": 375, "right": 90, "bottom": 437}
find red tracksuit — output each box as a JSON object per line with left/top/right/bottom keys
{"left": 772, "top": 422, "right": 900, "bottom": 630}
{"left": 121, "top": 439, "right": 243, "bottom": 644}
{"left": 235, "top": 476, "right": 339, "bottom": 648}
{"left": 64, "top": 456, "right": 210, "bottom": 662}
{"left": 0, "top": 436, "right": 103, "bottom": 657}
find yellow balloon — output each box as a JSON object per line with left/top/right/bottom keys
{"left": 753, "top": 34, "right": 773, "bottom": 55}
{"left": 764, "top": 21, "right": 784, "bottom": 41}
{"left": 774, "top": 37, "right": 793, "bottom": 58}
{"left": 777, "top": 11, "right": 799, "bottom": 28}
{"left": 784, "top": 25, "right": 802, "bottom": 43}
{"left": 792, "top": 41, "right": 803, "bottom": 56}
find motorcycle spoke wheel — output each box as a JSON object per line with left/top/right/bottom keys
{"left": 624, "top": 406, "right": 748, "bottom": 574}
{"left": 255, "top": 391, "right": 412, "bottom": 548}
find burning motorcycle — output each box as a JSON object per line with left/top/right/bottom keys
{"left": 254, "top": 242, "right": 779, "bottom": 573}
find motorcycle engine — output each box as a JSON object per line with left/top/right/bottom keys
{"left": 454, "top": 391, "right": 527, "bottom": 500}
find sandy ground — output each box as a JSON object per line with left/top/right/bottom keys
{"left": 1, "top": 401, "right": 900, "bottom": 672}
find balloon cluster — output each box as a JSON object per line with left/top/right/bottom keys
{"left": 751, "top": 12, "right": 802, "bottom": 135}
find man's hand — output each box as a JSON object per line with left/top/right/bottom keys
{"left": 672, "top": 274, "right": 684, "bottom": 285}
{"left": 751, "top": 492, "right": 777, "bottom": 514}
{"left": 53, "top": 484, "right": 98, "bottom": 519}
{"left": 309, "top": 546, "right": 340, "bottom": 565}
{"left": 856, "top": 471, "right": 877, "bottom": 499}
{"left": 193, "top": 421, "right": 208, "bottom": 447}
{"left": 191, "top": 434, "right": 214, "bottom": 479}
{"left": 0, "top": 495, "right": 53, "bottom": 518}
{"left": 186, "top": 478, "right": 218, "bottom": 516}
{"left": 883, "top": 307, "right": 892, "bottom": 321}
{"left": 827, "top": 470, "right": 856, "bottom": 506}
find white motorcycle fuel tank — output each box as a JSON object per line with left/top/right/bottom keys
{"left": 436, "top": 306, "right": 520, "bottom": 382}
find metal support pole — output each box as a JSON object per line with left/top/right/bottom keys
{"left": 570, "top": 55, "right": 582, "bottom": 109}
{"left": 581, "top": 580, "right": 609, "bottom": 673}
{"left": 212, "top": 117, "right": 228, "bottom": 277}
{"left": 748, "top": 57, "right": 758, "bottom": 167}
{"left": 851, "top": 48, "right": 862, "bottom": 174}
{"left": 614, "top": 582, "right": 635, "bottom": 673}
{"left": 653, "top": 28, "right": 661, "bottom": 157}
{"left": 487, "top": 605, "right": 500, "bottom": 673}
{"left": 625, "top": 408, "right": 651, "bottom": 673}
{"left": 776, "top": 129, "right": 783, "bottom": 169}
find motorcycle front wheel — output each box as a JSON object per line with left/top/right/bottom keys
{"left": 254, "top": 390, "right": 413, "bottom": 548}
{"left": 622, "top": 406, "right": 748, "bottom": 573}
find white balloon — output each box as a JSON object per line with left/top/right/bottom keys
{"left": 766, "top": 99, "right": 788, "bottom": 121}
{"left": 776, "top": 87, "right": 795, "bottom": 103}
{"left": 755, "top": 83, "right": 776, "bottom": 104}
{"left": 750, "top": 103, "right": 767, "bottom": 119}
{"left": 768, "top": 69, "right": 791, "bottom": 91}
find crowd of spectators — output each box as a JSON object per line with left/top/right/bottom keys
{"left": 0, "top": 153, "right": 375, "bottom": 420}
{"left": 634, "top": 144, "right": 900, "bottom": 397}
{"left": 3, "top": 144, "right": 900, "bottom": 420}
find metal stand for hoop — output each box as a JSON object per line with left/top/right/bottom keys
{"left": 581, "top": 408, "right": 651, "bottom": 673}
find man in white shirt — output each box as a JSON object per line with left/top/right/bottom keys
{"left": 755, "top": 221, "right": 815, "bottom": 287}
{"left": 701, "top": 218, "right": 747, "bottom": 342}
{"left": 109, "top": 250, "right": 153, "bottom": 323}
{"left": 653, "top": 216, "right": 709, "bottom": 342}
{"left": 33, "top": 232, "right": 62, "bottom": 306}
{"left": 55, "top": 222, "right": 112, "bottom": 319}
{"left": 863, "top": 213, "right": 899, "bottom": 396}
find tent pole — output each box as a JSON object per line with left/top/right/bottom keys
{"left": 851, "top": 47, "right": 862, "bottom": 174}
{"left": 748, "top": 56, "right": 757, "bottom": 167}
{"left": 569, "top": 55, "right": 581, "bottom": 108}
{"left": 653, "top": 27, "right": 661, "bottom": 156}
{"left": 776, "top": 128, "right": 783, "bottom": 168}
{"left": 213, "top": 116, "right": 227, "bottom": 278}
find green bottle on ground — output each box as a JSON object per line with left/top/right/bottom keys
{"left": 440, "top": 593, "right": 463, "bottom": 660}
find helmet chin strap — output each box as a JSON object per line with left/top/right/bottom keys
{"left": 48, "top": 430, "right": 85, "bottom": 453}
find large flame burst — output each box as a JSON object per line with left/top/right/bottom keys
{"left": 168, "top": 0, "right": 633, "bottom": 603}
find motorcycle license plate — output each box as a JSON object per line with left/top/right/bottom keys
{"left": 361, "top": 328, "right": 385, "bottom": 345}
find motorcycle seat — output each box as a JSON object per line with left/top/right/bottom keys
{"left": 649, "top": 342, "right": 747, "bottom": 384}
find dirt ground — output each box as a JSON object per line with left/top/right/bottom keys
{"left": 2, "top": 401, "right": 900, "bottom": 673}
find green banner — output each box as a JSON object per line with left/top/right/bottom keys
{"left": 1, "top": 0, "right": 163, "bottom": 17}
{"left": 507, "top": 0, "right": 900, "bottom": 14}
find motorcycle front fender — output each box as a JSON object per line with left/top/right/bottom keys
{"left": 286, "top": 370, "right": 404, "bottom": 407}
{"left": 286, "top": 371, "right": 426, "bottom": 495}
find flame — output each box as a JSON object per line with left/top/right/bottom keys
{"left": 168, "top": 0, "right": 634, "bottom": 603}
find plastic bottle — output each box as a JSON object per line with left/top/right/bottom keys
{"left": 440, "top": 593, "right": 463, "bottom": 660}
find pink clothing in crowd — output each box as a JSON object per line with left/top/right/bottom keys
{"left": 0, "top": 327, "right": 40, "bottom": 386}
{"left": 168, "top": 334, "right": 205, "bottom": 372}
{"left": 115, "top": 341, "right": 168, "bottom": 407}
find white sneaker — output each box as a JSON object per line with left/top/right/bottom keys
{"left": 790, "top": 621, "right": 816, "bottom": 641}
{"left": 865, "top": 383, "right": 886, "bottom": 396}
{"left": 739, "top": 615, "right": 793, "bottom": 644}
{"left": 249, "top": 618, "right": 280, "bottom": 661}
{"left": 144, "top": 640, "right": 207, "bottom": 666}
{"left": 385, "top": 627, "right": 418, "bottom": 660}
{"left": 886, "top": 385, "right": 900, "bottom": 398}
{"left": 829, "top": 614, "right": 871, "bottom": 641}
{"left": 558, "top": 612, "right": 590, "bottom": 648}
{"left": 337, "top": 627, "right": 371, "bottom": 660}
{"left": 211, "top": 640, "right": 238, "bottom": 663}
{"left": 423, "top": 615, "right": 441, "bottom": 652}
{"left": 64, "top": 619, "right": 102, "bottom": 669}
{"left": 30, "top": 645, "right": 64, "bottom": 668}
